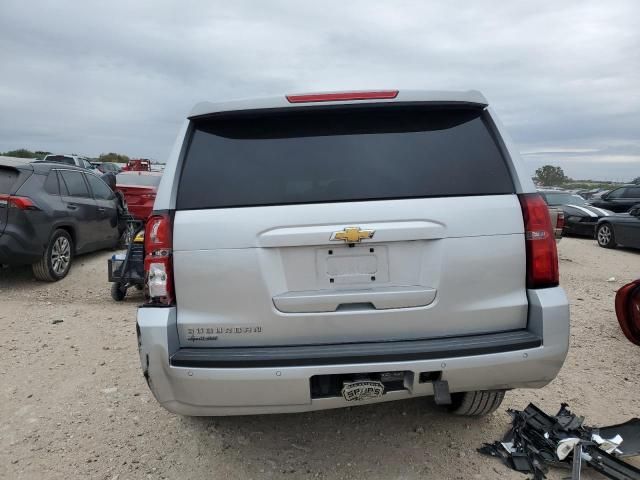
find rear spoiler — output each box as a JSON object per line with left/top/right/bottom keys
{"left": 188, "top": 90, "right": 488, "bottom": 119}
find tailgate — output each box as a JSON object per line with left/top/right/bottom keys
{"left": 171, "top": 104, "right": 526, "bottom": 347}
{"left": 173, "top": 197, "right": 526, "bottom": 347}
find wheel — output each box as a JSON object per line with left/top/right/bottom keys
{"left": 111, "top": 282, "right": 126, "bottom": 301}
{"left": 449, "top": 390, "right": 505, "bottom": 416}
{"left": 32, "top": 229, "right": 73, "bottom": 281}
{"left": 596, "top": 223, "right": 616, "bottom": 249}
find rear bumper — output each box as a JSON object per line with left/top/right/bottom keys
{"left": 0, "top": 230, "right": 42, "bottom": 265}
{"left": 136, "top": 287, "right": 569, "bottom": 416}
{"left": 171, "top": 331, "right": 542, "bottom": 368}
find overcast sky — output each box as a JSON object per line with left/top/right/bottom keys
{"left": 1, "top": 1, "right": 638, "bottom": 181}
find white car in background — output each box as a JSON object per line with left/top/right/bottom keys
{"left": 43, "top": 154, "right": 95, "bottom": 170}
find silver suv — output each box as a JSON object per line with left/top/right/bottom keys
{"left": 137, "top": 90, "right": 569, "bottom": 417}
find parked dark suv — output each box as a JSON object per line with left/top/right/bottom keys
{"left": 0, "top": 158, "right": 120, "bottom": 280}
{"left": 590, "top": 185, "right": 640, "bottom": 213}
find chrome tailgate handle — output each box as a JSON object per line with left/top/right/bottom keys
{"left": 273, "top": 286, "right": 437, "bottom": 313}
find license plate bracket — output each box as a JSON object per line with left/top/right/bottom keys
{"left": 341, "top": 380, "right": 385, "bottom": 402}
{"left": 316, "top": 245, "right": 389, "bottom": 285}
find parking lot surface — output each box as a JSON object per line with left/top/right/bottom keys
{"left": 1, "top": 238, "right": 639, "bottom": 480}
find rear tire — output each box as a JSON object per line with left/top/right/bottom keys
{"left": 32, "top": 229, "right": 73, "bottom": 281}
{"left": 111, "top": 282, "right": 126, "bottom": 301}
{"left": 597, "top": 223, "right": 616, "bottom": 249}
{"left": 449, "top": 390, "right": 505, "bottom": 416}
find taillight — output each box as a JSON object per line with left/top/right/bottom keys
{"left": 0, "top": 194, "right": 37, "bottom": 210}
{"left": 144, "top": 213, "right": 174, "bottom": 305}
{"left": 286, "top": 90, "right": 399, "bottom": 103}
{"left": 556, "top": 211, "right": 565, "bottom": 231}
{"left": 518, "top": 193, "right": 559, "bottom": 289}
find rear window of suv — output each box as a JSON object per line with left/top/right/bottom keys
{"left": 177, "top": 106, "right": 514, "bottom": 210}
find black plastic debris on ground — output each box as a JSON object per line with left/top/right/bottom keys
{"left": 478, "top": 403, "right": 640, "bottom": 480}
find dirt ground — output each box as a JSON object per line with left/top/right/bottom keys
{"left": 1, "top": 237, "right": 639, "bottom": 480}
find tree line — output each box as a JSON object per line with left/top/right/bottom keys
{"left": 535, "top": 165, "right": 639, "bottom": 187}
{"left": 1, "top": 148, "right": 132, "bottom": 164}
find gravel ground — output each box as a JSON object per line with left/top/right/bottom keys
{"left": 1, "top": 237, "right": 639, "bottom": 480}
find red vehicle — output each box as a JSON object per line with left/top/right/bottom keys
{"left": 122, "top": 159, "right": 151, "bottom": 172}
{"left": 616, "top": 279, "right": 640, "bottom": 345}
{"left": 116, "top": 171, "right": 162, "bottom": 221}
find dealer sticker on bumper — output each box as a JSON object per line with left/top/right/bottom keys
{"left": 341, "top": 380, "right": 385, "bottom": 402}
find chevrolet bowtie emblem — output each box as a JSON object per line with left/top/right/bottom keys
{"left": 331, "top": 227, "right": 375, "bottom": 243}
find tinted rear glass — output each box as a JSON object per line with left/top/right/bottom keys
{"left": 86, "top": 173, "right": 115, "bottom": 200}
{"left": 59, "top": 171, "right": 90, "bottom": 197}
{"left": 543, "top": 193, "right": 586, "bottom": 205}
{"left": 177, "top": 106, "right": 514, "bottom": 210}
{"left": 0, "top": 167, "right": 19, "bottom": 193}
{"left": 103, "top": 163, "right": 120, "bottom": 172}
{"left": 626, "top": 187, "right": 640, "bottom": 199}
{"left": 44, "top": 171, "right": 59, "bottom": 195}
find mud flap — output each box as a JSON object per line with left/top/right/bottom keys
{"left": 432, "top": 380, "right": 451, "bottom": 405}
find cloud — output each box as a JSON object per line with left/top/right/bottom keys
{"left": 0, "top": 0, "right": 638, "bottom": 180}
